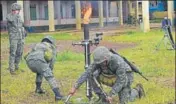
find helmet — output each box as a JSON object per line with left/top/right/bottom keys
{"left": 93, "top": 46, "right": 111, "bottom": 64}
{"left": 11, "top": 3, "right": 21, "bottom": 11}
{"left": 41, "top": 35, "right": 56, "bottom": 46}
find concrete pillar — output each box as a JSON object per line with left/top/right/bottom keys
{"left": 167, "top": 1, "right": 174, "bottom": 25}
{"left": 17, "top": 0, "right": 24, "bottom": 22}
{"left": 142, "top": 1, "right": 150, "bottom": 32}
{"left": 128, "top": 1, "right": 132, "bottom": 16}
{"left": 23, "top": 1, "right": 30, "bottom": 26}
{"left": 2, "top": 1, "right": 7, "bottom": 21}
{"left": 118, "top": 1, "right": 123, "bottom": 25}
{"left": 75, "top": 1, "right": 81, "bottom": 30}
{"left": 135, "top": 0, "right": 139, "bottom": 25}
{"left": 105, "top": 0, "right": 109, "bottom": 25}
{"left": 48, "top": 0, "right": 55, "bottom": 31}
{"left": 98, "top": 1, "right": 104, "bottom": 27}
{"left": 55, "top": 0, "right": 61, "bottom": 24}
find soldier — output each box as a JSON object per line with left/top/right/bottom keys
{"left": 24, "top": 36, "right": 63, "bottom": 101}
{"left": 69, "top": 46, "right": 145, "bottom": 104}
{"left": 6, "top": 3, "right": 27, "bottom": 75}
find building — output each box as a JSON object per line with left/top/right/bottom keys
{"left": 1, "top": 1, "right": 123, "bottom": 31}
{"left": 0, "top": 1, "right": 175, "bottom": 32}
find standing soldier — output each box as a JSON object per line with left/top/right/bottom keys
{"left": 24, "top": 36, "right": 63, "bottom": 101}
{"left": 6, "top": 3, "right": 27, "bottom": 75}
{"left": 69, "top": 46, "right": 145, "bottom": 104}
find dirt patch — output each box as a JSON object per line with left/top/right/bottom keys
{"left": 153, "top": 77, "right": 175, "bottom": 88}
{"left": 56, "top": 40, "right": 136, "bottom": 53}
{"left": 19, "top": 92, "right": 54, "bottom": 104}
{"left": 0, "top": 40, "right": 136, "bottom": 61}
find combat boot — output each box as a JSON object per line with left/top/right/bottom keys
{"left": 135, "top": 83, "right": 145, "bottom": 99}
{"left": 35, "top": 82, "right": 45, "bottom": 94}
{"left": 10, "top": 70, "right": 17, "bottom": 75}
{"left": 9, "top": 67, "right": 17, "bottom": 75}
{"left": 52, "top": 88, "right": 63, "bottom": 101}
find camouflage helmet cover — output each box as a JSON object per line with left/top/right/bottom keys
{"left": 93, "top": 46, "right": 111, "bottom": 64}
{"left": 41, "top": 35, "right": 56, "bottom": 46}
{"left": 11, "top": 3, "right": 21, "bottom": 11}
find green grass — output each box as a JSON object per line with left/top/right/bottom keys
{"left": 1, "top": 32, "right": 82, "bottom": 44}
{"left": 1, "top": 29, "right": 175, "bottom": 104}
{"left": 56, "top": 51, "right": 84, "bottom": 62}
{"left": 104, "top": 29, "right": 175, "bottom": 103}
{"left": 25, "top": 32, "right": 82, "bottom": 43}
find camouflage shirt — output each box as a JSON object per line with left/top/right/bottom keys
{"left": 26, "top": 42, "right": 57, "bottom": 70}
{"left": 74, "top": 53, "right": 132, "bottom": 96}
{"left": 6, "top": 13, "right": 25, "bottom": 40}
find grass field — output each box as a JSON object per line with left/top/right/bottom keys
{"left": 1, "top": 29, "right": 175, "bottom": 104}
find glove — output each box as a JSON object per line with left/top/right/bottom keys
{"left": 106, "top": 96, "right": 113, "bottom": 104}
{"left": 69, "top": 87, "right": 77, "bottom": 95}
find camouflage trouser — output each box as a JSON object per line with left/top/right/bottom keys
{"left": 91, "top": 72, "right": 139, "bottom": 104}
{"left": 117, "top": 72, "right": 139, "bottom": 104}
{"left": 9, "top": 39, "right": 24, "bottom": 71}
{"left": 26, "top": 59, "right": 58, "bottom": 89}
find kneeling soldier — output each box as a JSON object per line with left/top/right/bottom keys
{"left": 69, "top": 46, "right": 145, "bottom": 104}
{"left": 25, "top": 36, "right": 63, "bottom": 101}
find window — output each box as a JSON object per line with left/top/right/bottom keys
{"left": 30, "top": 4, "right": 37, "bottom": 20}
{"left": 150, "top": 1, "right": 158, "bottom": 7}
{"left": 71, "top": 4, "right": 75, "bottom": 18}
{"left": 0, "top": 3, "right": 2, "bottom": 21}
{"left": 132, "top": 2, "right": 135, "bottom": 8}
{"left": 44, "top": 5, "right": 48, "bottom": 20}
{"left": 91, "top": 1, "right": 98, "bottom": 18}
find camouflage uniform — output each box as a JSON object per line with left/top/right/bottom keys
{"left": 25, "top": 36, "right": 63, "bottom": 101}
{"left": 74, "top": 46, "right": 145, "bottom": 104}
{"left": 6, "top": 3, "right": 27, "bottom": 74}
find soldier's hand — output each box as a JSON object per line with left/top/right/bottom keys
{"left": 69, "top": 87, "right": 77, "bottom": 95}
{"left": 106, "top": 96, "right": 113, "bottom": 104}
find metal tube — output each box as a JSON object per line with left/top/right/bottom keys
{"left": 84, "top": 24, "right": 89, "bottom": 40}
{"left": 84, "top": 24, "right": 92, "bottom": 100}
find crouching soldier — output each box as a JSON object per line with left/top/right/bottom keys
{"left": 69, "top": 46, "right": 145, "bottom": 104}
{"left": 24, "top": 36, "right": 63, "bottom": 101}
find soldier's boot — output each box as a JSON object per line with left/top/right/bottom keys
{"left": 9, "top": 67, "right": 17, "bottom": 75}
{"left": 52, "top": 88, "right": 64, "bottom": 101}
{"left": 135, "top": 83, "right": 145, "bottom": 99}
{"left": 10, "top": 70, "right": 17, "bottom": 75}
{"left": 35, "top": 82, "right": 45, "bottom": 94}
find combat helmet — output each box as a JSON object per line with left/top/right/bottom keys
{"left": 11, "top": 3, "right": 21, "bottom": 11}
{"left": 41, "top": 35, "right": 56, "bottom": 46}
{"left": 93, "top": 46, "right": 111, "bottom": 64}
